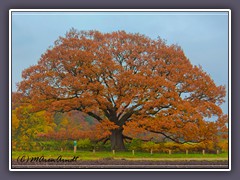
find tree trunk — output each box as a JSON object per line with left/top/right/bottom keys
{"left": 110, "top": 127, "right": 125, "bottom": 151}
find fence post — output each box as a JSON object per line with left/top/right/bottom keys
{"left": 150, "top": 149, "right": 153, "bottom": 155}
{"left": 202, "top": 149, "right": 205, "bottom": 155}
{"left": 169, "top": 150, "right": 172, "bottom": 155}
{"left": 93, "top": 149, "right": 95, "bottom": 153}
{"left": 217, "top": 150, "right": 219, "bottom": 154}
{"left": 132, "top": 150, "right": 135, "bottom": 155}
{"left": 186, "top": 150, "right": 188, "bottom": 155}
{"left": 113, "top": 150, "right": 115, "bottom": 155}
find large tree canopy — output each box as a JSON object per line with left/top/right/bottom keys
{"left": 17, "top": 29, "right": 227, "bottom": 150}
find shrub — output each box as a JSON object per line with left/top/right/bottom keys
{"left": 94, "top": 141, "right": 111, "bottom": 151}
{"left": 128, "top": 139, "right": 143, "bottom": 151}
{"left": 162, "top": 142, "right": 181, "bottom": 153}
{"left": 77, "top": 139, "right": 94, "bottom": 151}
{"left": 217, "top": 140, "right": 228, "bottom": 152}
{"left": 141, "top": 141, "right": 160, "bottom": 152}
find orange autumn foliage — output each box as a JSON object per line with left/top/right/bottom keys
{"left": 17, "top": 29, "right": 227, "bottom": 150}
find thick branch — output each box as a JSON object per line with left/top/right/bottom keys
{"left": 117, "top": 102, "right": 131, "bottom": 119}
{"left": 93, "top": 136, "right": 110, "bottom": 144}
{"left": 123, "top": 135, "right": 153, "bottom": 142}
{"left": 146, "top": 104, "right": 171, "bottom": 116}
{"left": 148, "top": 129, "right": 203, "bottom": 144}
{"left": 87, "top": 112, "right": 103, "bottom": 122}
{"left": 147, "top": 129, "right": 184, "bottom": 144}
{"left": 118, "top": 104, "right": 142, "bottom": 126}
{"left": 123, "top": 135, "right": 133, "bottom": 140}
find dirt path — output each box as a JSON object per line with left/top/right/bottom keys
{"left": 12, "top": 159, "right": 229, "bottom": 169}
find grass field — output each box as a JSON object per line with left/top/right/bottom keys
{"left": 12, "top": 151, "right": 228, "bottom": 161}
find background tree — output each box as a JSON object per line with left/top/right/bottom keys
{"left": 12, "top": 105, "right": 55, "bottom": 151}
{"left": 17, "top": 29, "right": 227, "bottom": 150}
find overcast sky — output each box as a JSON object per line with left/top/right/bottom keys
{"left": 11, "top": 11, "right": 229, "bottom": 115}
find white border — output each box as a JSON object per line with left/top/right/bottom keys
{"left": 9, "top": 9, "right": 12, "bottom": 172}
{"left": 10, "top": 9, "right": 231, "bottom": 11}
{"left": 228, "top": 9, "right": 231, "bottom": 172}
{"left": 9, "top": 9, "right": 231, "bottom": 172}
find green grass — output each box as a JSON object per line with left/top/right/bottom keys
{"left": 12, "top": 151, "right": 228, "bottom": 161}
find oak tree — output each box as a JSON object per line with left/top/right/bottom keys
{"left": 17, "top": 29, "right": 227, "bottom": 150}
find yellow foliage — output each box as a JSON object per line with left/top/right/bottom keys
{"left": 12, "top": 111, "right": 19, "bottom": 134}
{"left": 217, "top": 140, "right": 228, "bottom": 152}
{"left": 141, "top": 142, "right": 160, "bottom": 152}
